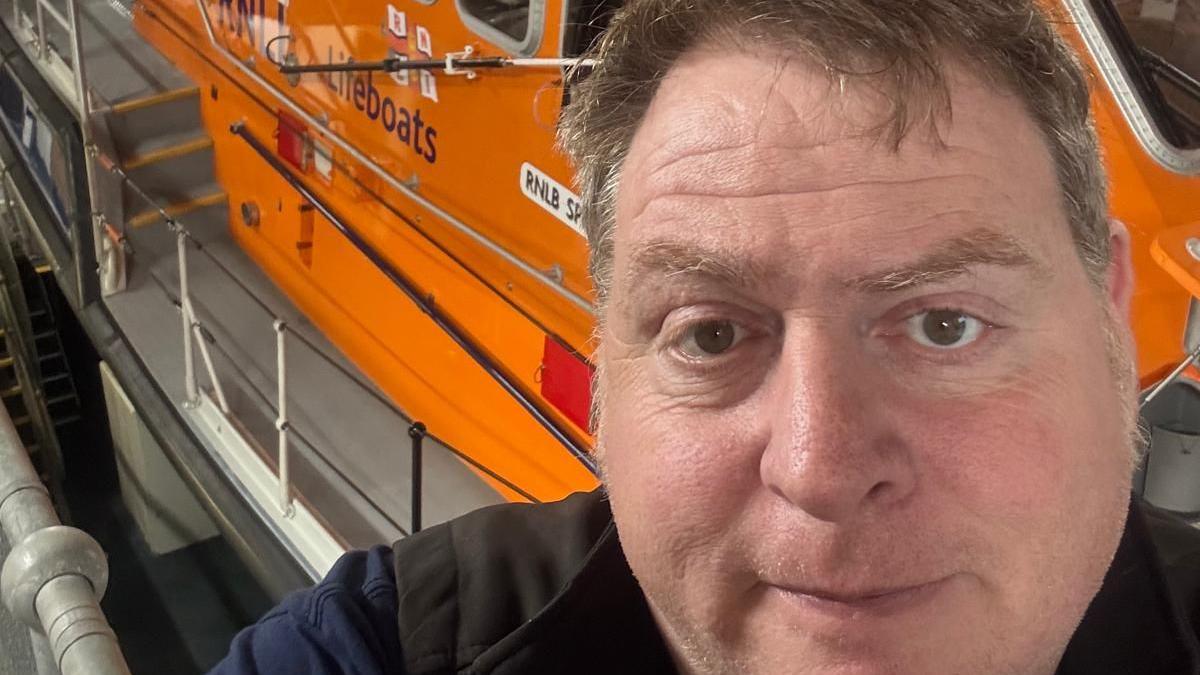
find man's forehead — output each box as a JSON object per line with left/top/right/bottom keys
{"left": 619, "top": 48, "right": 1041, "bottom": 203}
{"left": 626, "top": 49, "right": 866, "bottom": 190}
{"left": 611, "top": 47, "right": 1070, "bottom": 292}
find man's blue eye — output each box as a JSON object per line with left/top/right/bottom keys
{"left": 905, "top": 310, "right": 985, "bottom": 349}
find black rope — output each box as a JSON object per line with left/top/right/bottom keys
{"left": 422, "top": 428, "right": 540, "bottom": 503}
{"left": 282, "top": 326, "right": 409, "bottom": 420}
{"left": 196, "top": 318, "right": 410, "bottom": 537}
{"left": 264, "top": 33, "right": 291, "bottom": 68}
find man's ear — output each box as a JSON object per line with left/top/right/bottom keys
{"left": 1106, "top": 218, "right": 1134, "bottom": 318}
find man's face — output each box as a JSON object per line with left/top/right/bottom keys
{"left": 598, "top": 49, "right": 1136, "bottom": 675}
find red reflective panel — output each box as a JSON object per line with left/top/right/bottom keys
{"left": 276, "top": 109, "right": 309, "bottom": 171}
{"left": 540, "top": 337, "right": 592, "bottom": 432}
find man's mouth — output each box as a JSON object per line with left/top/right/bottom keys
{"left": 763, "top": 576, "right": 955, "bottom": 618}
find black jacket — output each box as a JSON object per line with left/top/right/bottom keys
{"left": 392, "top": 490, "right": 1200, "bottom": 674}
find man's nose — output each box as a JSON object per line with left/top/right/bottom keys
{"left": 759, "top": 333, "right": 917, "bottom": 523}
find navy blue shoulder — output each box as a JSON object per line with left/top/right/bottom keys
{"left": 207, "top": 546, "right": 403, "bottom": 675}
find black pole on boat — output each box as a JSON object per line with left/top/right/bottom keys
{"left": 409, "top": 422, "right": 426, "bottom": 534}
{"left": 277, "top": 56, "right": 509, "bottom": 75}
{"left": 228, "top": 123, "right": 599, "bottom": 479}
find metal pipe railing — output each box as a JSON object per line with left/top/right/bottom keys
{"left": 1062, "top": 0, "right": 1200, "bottom": 174}
{"left": 193, "top": 314, "right": 230, "bottom": 413}
{"left": 1140, "top": 342, "right": 1200, "bottom": 408}
{"left": 0, "top": 399, "right": 131, "bottom": 675}
{"left": 110, "top": 146, "right": 541, "bottom": 530}
{"left": 34, "top": 0, "right": 45, "bottom": 59}
{"left": 190, "top": 0, "right": 593, "bottom": 315}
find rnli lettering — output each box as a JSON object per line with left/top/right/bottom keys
{"left": 213, "top": 0, "right": 441, "bottom": 164}
{"left": 348, "top": 72, "right": 438, "bottom": 164}
{"left": 216, "top": 0, "right": 285, "bottom": 50}
{"left": 415, "top": 25, "right": 433, "bottom": 57}
{"left": 317, "top": 46, "right": 441, "bottom": 164}
{"left": 387, "top": 5, "right": 407, "bottom": 37}
{"left": 419, "top": 70, "right": 438, "bottom": 103}
{"left": 520, "top": 163, "right": 583, "bottom": 235}
{"left": 388, "top": 51, "right": 410, "bottom": 86}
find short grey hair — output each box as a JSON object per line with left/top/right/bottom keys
{"left": 558, "top": 0, "right": 1109, "bottom": 313}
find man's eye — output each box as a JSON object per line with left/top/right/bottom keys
{"left": 679, "top": 319, "right": 744, "bottom": 358}
{"left": 904, "top": 309, "right": 986, "bottom": 349}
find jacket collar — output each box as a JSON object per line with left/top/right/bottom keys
{"left": 468, "top": 501, "right": 677, "bottom": 674}
{"left": 1057, "top": 498, "right": 1200, "bottom": 674}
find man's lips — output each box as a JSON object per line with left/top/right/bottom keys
{"left": 763, "top": 575, "right": 955, "bottom": 618}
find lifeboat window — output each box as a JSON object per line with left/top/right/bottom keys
{"left": 457, "top": 0, "right": 546, "bottom": 56}
{"left": 562, "top": 0, "right": 622, "bottom": 58}
{"left": 1096, "top": 0, "right": 1200, "bottom": 149}
{"left": 558, "top": 0, "right": 622, "bottom": 109}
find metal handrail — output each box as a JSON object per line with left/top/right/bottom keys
{"left": 191, "top": 0, "right": 593, "bottom": 315}
{"left": 232, "top": 121, "right": 599, "bottom": 477}
{"left": 0, "top": 399, "right": 132, "bottom": 675}
{"left": 105, "top": 141, "right": 548, "bottom": 537}
{"left": 36, "top": 0, "right": 67, "bottom": 32}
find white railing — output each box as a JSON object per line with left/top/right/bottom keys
{"left": 10, "top": 0, "right": 82, "bottom": 112}
{"left": 106, "top": 150, "right": 541, "bottom": 541}
{"left": 107, "top": 159, "right": 304, "bottom": 519}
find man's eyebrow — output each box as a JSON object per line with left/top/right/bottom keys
{"left": 625, "top": 240, "right": 767, "bottom": 290}
{"left": 846, "top": 228, "right": 1047, "bottom": 292}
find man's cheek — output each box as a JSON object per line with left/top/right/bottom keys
{"left": 601, "top": 376, "right": 763, "bottom": 543}
{"left": 921, "top": 378, "right": 1097, "bottom": 516}
{"left": 606, "top": 399, "right": 758, "bottom": 504}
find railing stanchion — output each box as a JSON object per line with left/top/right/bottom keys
{"left": 65, "top": 0, "right": 88, "bottom": 119}
{"left": 34, "top": 0, "right": 45, "bottom": 59}
{"left": 193, "top": 320, "right": 230, "bottom": 414}
{"left": 67, "top": 0, "right": 114, "bottom": 299}
{"left": 409, "top": 422, "right": 426, "bottom": 533}
{"left": 275, "top": 320, "right": 293, "bottom": 517}
{"left": 177, "top": 228, "right": 198, "bottom": 406}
